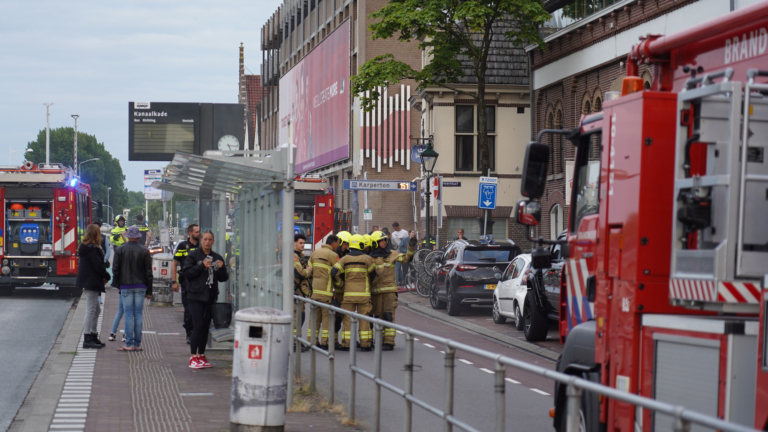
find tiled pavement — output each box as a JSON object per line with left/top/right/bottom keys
{"left": 53, "top": 287, "right": 364, "bottom": 432}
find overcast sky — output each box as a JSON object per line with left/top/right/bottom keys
{"left": 0, "top": 0, "right": 280, "bottom": 192}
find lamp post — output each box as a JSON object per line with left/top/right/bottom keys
{"left": 44, "top": 103, "right": 53, "bottom": 166}
{"left": 417, "top": 136, "right": 439, "bottom": 250}
{"left": 78, "top": 158, "right": 99, "bottom": 174}
{"left": 71, "top": 115, "right": 79, "bottom": 174}
{"left": 9, "top": 146, "right": 33, "bottom": 165}
{"left": 107, "top": 187, "right": 112, "bottom": 223}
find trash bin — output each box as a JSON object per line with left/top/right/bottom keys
{"left": 230, "top": 307, "right": 292, "bottom": 432}
{"left": 151, "top": 253, "right": 174, "bottom": 305}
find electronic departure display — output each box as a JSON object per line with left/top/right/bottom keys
{"left": 129, "top": 102, "right": 199, "bottom": 161}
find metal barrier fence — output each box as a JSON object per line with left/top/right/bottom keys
{"left": 291, "top": 295, "right": 759, "bottom": 432}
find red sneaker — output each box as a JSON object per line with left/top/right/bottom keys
{"left": 198, "top": 355, "right": 212, "bottom": 368}
{"left": 189, "top": 356, "right": 204, "bottom": 369}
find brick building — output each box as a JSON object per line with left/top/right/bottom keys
{"left": 257, "top": 0, "right": 424, "bottom": 236}
{"left": 528, "top": 0, "right": 754, "bottom": 239}
{"left": 237, "top": 43, "right": 264, "bottom": 151}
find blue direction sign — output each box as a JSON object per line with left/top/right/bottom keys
{"left": 343, "top": 180, "right": 417, "bottom": 191}
{"left": 478, "top": 177, "right": 498, "bottom": 210}
{"left": 411, "top": 144, "right": 426, "bottom": 163}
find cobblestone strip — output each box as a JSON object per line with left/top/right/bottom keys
{"left": 128, "top": 300, "right": 192, "bottom": 432}
{"left": 47, "top": 294, "right": 104, "bottom": 432}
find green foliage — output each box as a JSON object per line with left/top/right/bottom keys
{"left": 351, "top": 0, "right": 550, "bottom": 174}
{"left": 26, "top": 127, "right": 131, "bottom": 216}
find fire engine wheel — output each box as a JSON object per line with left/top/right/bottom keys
{"left": 514, "top": 303, "right": 524, "bottom": 331}
{"left": 523, "top": 295, "right": 548, "bottom": 342}
{"left": 557, "top": 404, "right": 587, "bottom": 432}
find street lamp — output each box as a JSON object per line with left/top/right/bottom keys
{"left": 417, "top": 136, "right": 439, "bottom": 250}
{"left": 8, "top": 146, "right": 33, "bottom": 165}
{"left": 78, "top": 158, "right": 99, "bottom": 174}
{"left": 107, "top": 187, "right": 112, "bottom": 223}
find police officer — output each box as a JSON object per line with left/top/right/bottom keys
{"left": 132, "top": 214, "right": 151, "bottom": 248}
{"left": 369, "top": 231, "right": 417, "bottom": 350}
{"left": 110, "top": 215, "right": 128, "bottom": 251}
{"left": 172, "top": 224, "right": 200, "bottom": 344}
{"left": 294, "top": 233, "right": 312, "bottom": 352}
{"left": 331, "top": 234, "right": 375, "bottom": 351}
{"left": 307, "top": 234, "right": 340, "bottom": 349}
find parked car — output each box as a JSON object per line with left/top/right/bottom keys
{"left": 430, "top": 239, "right": 521, "bottom": 316}
{"left": 502, "top": 231, "right": 567, "bottom": 341}
{"left": 492, "top": 253, "right": 532, "bottom": 330}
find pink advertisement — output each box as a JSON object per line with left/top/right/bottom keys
{"left": 280, "top": 19, "right": 350, "bottom": 174}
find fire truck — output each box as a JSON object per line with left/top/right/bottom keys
{"left": 515, "top": 3, "right": 768, "bottom": 431}
{"left": 0, "top": 162, "right": 95, "bottom": 296}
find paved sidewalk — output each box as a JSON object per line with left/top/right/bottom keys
{"left": 42, "top": 288, "right": 365, "bottom": 432}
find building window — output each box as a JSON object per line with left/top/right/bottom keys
{"left": 550, "top": 204, "right": 564, "bottom": 240}
{"left": 555, "top": 105, "right": 563, "bottom": 174}
{"left": 454, "top": 105, "right": 496, "bottom": 172}
{"left": 446, "top": 217, "right": 508, "bottom": 242}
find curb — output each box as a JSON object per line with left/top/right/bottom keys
{"left": 19, "top": 292, "right": 87, "bottom": 432}
{"left": 399, "top": 296, "right": 561, "bottom": 362}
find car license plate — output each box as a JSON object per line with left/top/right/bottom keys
{"left": 485, "top": 284, "right": 497, "bottom": 290}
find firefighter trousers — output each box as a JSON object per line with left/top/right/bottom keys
{"left": 307, "top": 296, "right": 332, "bottom": 346}
{"left": 371, "top": 292, "right": 398, "bottom": 345}
{"left": 340, "top": 301, "right": 372, "bottom": 348}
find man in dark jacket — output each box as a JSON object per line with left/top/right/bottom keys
{"left": 112, "top": 226, "right": 153, "bottom": 351}
{"left": 181, "top": 230, "right": 228, "bottom": 369}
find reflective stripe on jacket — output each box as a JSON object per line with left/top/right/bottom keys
{"left": 372, "top": 245, "right": 414, "bottom": 294}
{"left": 309, "top": 244, "right": 339, "bottom": 299}
{"left": 110, "top": 226, "right": 127, "bottom": 247}
{"left": 332, "top": 253, "right": 374, "bottom": 303}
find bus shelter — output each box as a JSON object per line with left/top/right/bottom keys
{"left": 152, "top": 149, "right": 296, "bottom": 315}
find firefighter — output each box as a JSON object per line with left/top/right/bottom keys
{"left": 333, "top": 231, "right": 352, "bottom": 337}
{"left": 110, "top": 215, "right": 128, "bottom": 250}
{"left": 331, "top": 234, "right": 375, "bottom": 351}
{"left": 293, "top": 233, "right": 312, "bottom": 352}
{"left": 363, "top": 234, "right": 373, "bottom": 254}
{"left": 335, "top": 231, "right": 351, "bottom": 258}
{"left": 370, "top": 230, "right": 416, "bottom": 350}
{"left": 307, "top": 234, "right": 340, "bottom": 349}
{"left": 132, "top": 214, "right": 150, "bottom": 247}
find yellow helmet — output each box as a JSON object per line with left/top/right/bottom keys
{"left": 363, "top": 234, "right": 372, "bottom": 249}
{"left": 337, "top": 231, "right": 352, "bottom": 244}
{"left": 349, "top": 234, "right": 365, "bottom": 250}
{"left": 370, "top": 230, "right": 388, "bottom": 247}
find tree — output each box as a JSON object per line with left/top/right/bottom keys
{"left": 26, "top": 127, "right": 130, "bottom": 215}
{"left": 351, "top": 0, "right": 550, "bottom": 175}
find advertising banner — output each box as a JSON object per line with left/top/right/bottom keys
{"left": 280, "top": 19, "right": 350, "bottom": 174}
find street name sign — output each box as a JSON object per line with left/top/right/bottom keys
{"left": 343, "top": 180, "right": 417, "bottom": 191}
{"left": 478, "top": 177, "right": 497, "bottom": 210}
{"left": 442, "top": 181, "right": 461, "bottom": 187}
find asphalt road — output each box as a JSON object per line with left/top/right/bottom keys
{"left": 0, "top": 288, "right": 74, "bottom": 432}
{"left": 298, "top": 306, "right": 557, "bottom": 432}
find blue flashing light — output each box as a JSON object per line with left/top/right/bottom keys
{"left": 69, "top": 178, "right": 78, "bottom": 187}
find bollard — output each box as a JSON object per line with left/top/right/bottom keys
{"left": 150, "top": 253, "right": 174, "bottom": 305}
{"left": 231, "top": 307, "right": 292, "bottom": 432}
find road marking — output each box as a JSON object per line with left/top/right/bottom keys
{"left": 530, "top": 388, "right": 550, "bottom": 396}
{"left": 179, "top": 392, "right": 215, "bottom": 396}
{"left": 423, "top": 343, "right": 435, "bottom": 348}
{"left": 414, "top": 338, "right": 419, "bottom": 341}
{"left": 505, "top": 378, "right": 521, "bottom": 384}
{"left": 459, "top": 359, "right": 473, "bottom": 365}
{"left": 479, "top": 368, "right": 494, "bottom": 374}
{"left": 439, "top": 351, "right": 445, "bottom": 354}
{"left": 157, "top": 332, "right": 180, "bottom": 335}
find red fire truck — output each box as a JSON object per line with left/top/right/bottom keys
{"left": 515, "top": 3, "right": 768, "bottom": 431}
{"left": 0, "top": 162, "right": 95, "bottom": 296}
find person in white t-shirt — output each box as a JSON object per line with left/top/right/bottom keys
{"left": 391, "top": 222, "right": 410, "bottom": 286}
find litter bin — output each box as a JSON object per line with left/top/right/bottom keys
{"left": 230, "top": 307, "right": 292, "bottom": 432}
{"left": 151, "top": 253, "right": 174, "bottom": 305}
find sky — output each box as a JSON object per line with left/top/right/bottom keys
{"left": 0, "top": 0, "right": 281, "bottom": 191}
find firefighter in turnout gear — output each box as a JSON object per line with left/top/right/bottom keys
{"left": 307, "top": 234, "right": 340, "bottom": 349}
{"left": 363, "top": 234, "right": 373, "bottom": 254}
{"left": 331, "top": 234, "right": 375, "bottom": 351}
{"left": 332, "top": 231, "right": 352, "bottom": 336}
{"left": 111, "top": 215, "right": 127, "bottom": 248}
{"left": 370, "top": 230, "right": 416, "bottom": 350}
{"left": 294, "top": 233, "right": 312, "bottom": 352}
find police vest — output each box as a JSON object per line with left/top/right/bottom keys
{"left": 111, "top": 226, "right": 127, "bottom": 247}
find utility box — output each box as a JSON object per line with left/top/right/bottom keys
{"left": 231, "top": 307, "right": 291, "bottom": 432}
{"left": 151, "top": 253, "right": 174, "bottom": 305}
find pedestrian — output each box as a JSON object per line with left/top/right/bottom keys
{"left": 307, "top": 234, "right": 340, "bottom": 349}
{"left": 172, "top": 224, "right": 200, "bottom": 344}
{"left": 455, "top": 228, "right": 468, "bottom": 241}
{"left": 132, "top": 214, "right": 151, "bottom": 247}
{"left": 77, "top": 224, "right": 111, "bottom": 349}
{"left": 112, "top": 226, "right": 153, "bottom": 352}
{"left": 369, "top": 230, "right": 416, "bottom": 350}
{"left": 110, "top": 215, "right": 128, "bottom": 252}
{"left": 370, "top": 225, "right": 379, "bottom": 235}
{"left": 181, "top": 230, "right": 228, "bottom": 368}
{"left": 331, "top": 234, "right": 375, "bottom": 351}
{"left": 293, "top": 233, "right": 312, "bottom": 352}
{"left": 390, "top": 222, "right": 409, "bottom": 284}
